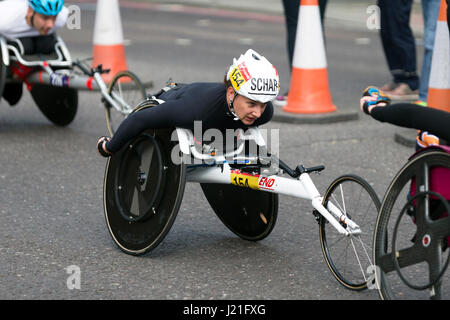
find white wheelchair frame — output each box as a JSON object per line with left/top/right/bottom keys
{"left": 175, "top": 126, "right": 362, "bottom": 237}
{"left": 0, "top": 34, "right": 72, "bottom": 69}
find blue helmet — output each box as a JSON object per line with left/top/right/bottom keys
{"left": 29, "top": 0, "right": 64, "bottom": 16}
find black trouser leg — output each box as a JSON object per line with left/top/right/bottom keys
{"left": 282, "top": 0, "right": 328, "bottom": 95}
{"left": 378, "top": 0, "right": 419, "bottom": 90}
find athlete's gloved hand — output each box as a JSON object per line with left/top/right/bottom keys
{"left": 360, "top": 86, "right": 391, "bottom": 115}
{"left": 97, "top": 136, "right": 112, "bottom": 157}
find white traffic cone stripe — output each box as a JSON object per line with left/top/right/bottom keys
{"left": 283, "top": 0, "right": 336, "bottom": 113}
{"left": 427, "top": 0, "right": 449, "bottom": 112}
{"left": 91, "top": 0, "right": 128, "bottom": 82}
{"left": 93, "top": 0, "right": 124, "bottom": 46}
{"left": 428, "top": 21, "right": 450, "bottom": 89}
{"left": 292, "top": 5, "right": 327, "bottom": 69}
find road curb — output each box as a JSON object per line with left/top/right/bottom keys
{"left": 394, "top": 129, "right": 417, "bottom": 148}
{"left": 271, "top": 106, "right": 359, "bottom": 125}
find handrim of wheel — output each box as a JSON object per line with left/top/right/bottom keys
{"left": 373, "top": 150, "right": 450, "bottom": 300}
{"left": 391, "top": 190, "right": 450, "bottom": 291}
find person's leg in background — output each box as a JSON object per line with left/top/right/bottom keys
{"left": 319, "top": 0, "right": 328, "bottom": 23}
{"left": 386, "top": 0, "right": 420, "bottom": 99}
{"left": 378, "top": 0, "right": 397, "bottom": 91}
{"left": 378, "top": 0, "right": 419, "bottom": 99}
{"left": 417, "top": 0, "right": 441, "bottom": 105}
{"left": 282, "top": 0, "right": 299, "bottom": 74}
{"left": 447, "top": 0, "right": 449, "bottom": 33}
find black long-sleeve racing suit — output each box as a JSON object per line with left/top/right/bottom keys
{"left": 369, "top": 103, "right": 450, "bottom": 148}
{"left": 105, "top": 82, "right": 274, "bottom": 153}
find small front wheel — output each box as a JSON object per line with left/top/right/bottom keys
{"left": 105, "top": 70, "right": 146, "bottom": 136}
{"left": 319, "top": 174, "right": 381, "bottom": 290}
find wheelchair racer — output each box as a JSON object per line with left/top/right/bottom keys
{"left": 362, "top": 2, "right": 449, "bottom": 245}
{"left": 0, "top": 0, "right": 68, "bottom": 105}
{"left": 361, "top": 87, "right": 450, "bottom": 250}
{"left": 97, "top": 49, "right": 280, "bottom": 157}
{"left": 361, "top": 0, "right": 450, "bottom": 149}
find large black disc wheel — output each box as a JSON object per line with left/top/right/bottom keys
{"left": 103, "top": 128, "right": 185, "bottom": 255}
{"left": 200, "top": 183, "right": 278, "bottom": 241}
{"left": 30, "top": 84, "right": 78, "bottom": 126}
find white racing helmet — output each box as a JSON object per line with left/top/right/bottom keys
{"left": 226, "top": 49, "right": 280, "bottom": 104}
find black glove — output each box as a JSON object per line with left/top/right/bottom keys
{"left": 97, "top": 136, "right": 112, "bottom": 157}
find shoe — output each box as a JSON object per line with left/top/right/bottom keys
{"left": 378, "top": 82, "right": 400, "bottom": 92}
{"left": 387, "top": 83, "right": 418, "bottom": 101}
{"left": 276, "top": 90, "right": 289, "bottom": 102}
{"left": 273, "top": 91, "right": 288, "bottom": 107}
{"left": 414, "top": 100, "right": 427, "bottom": 106}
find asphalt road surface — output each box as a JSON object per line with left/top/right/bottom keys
{"left": 1, "top": 1, "right": 444, "bottom": 302}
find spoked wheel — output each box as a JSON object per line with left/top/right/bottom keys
{"left": 105, "top": 70, "right": 146, "bottom": 136}
{"left": 374, "top": 149, "right": 450, "bottom": 300}
{"left": 103, "top": 128, "right": 186, "bottom": 255}
{"left": 319, "top": 174, "right": 381, "bottom": 291}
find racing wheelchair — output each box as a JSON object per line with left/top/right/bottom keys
{"left": 373, "top": 145, "right": 450, "bottom": 299}
{"left": 0, "top": 35, "right": 146, "bottom": 132}
{"left": 102, "top": 99, "right": 382, "bottom": 291}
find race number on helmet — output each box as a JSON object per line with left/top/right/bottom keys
{"left": 29, "top": 0, "right": 64, "bottom": 16}
{"left": 226, "top": 49, "right": 280, "bottom": 104}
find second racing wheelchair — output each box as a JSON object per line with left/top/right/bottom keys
{"left": 0, "top": 34, "right": 147, "bottom": 132}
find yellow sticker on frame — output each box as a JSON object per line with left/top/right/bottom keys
{"left": 230, "top": 172, "right": 260, "bottom": 190}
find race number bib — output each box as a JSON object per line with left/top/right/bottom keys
{"left": 230, "top": 62, "right": 251, "bottom": 91}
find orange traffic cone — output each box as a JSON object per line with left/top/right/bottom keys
{"left": 283, "top": 0, "right": 337, "bottom": 114}
{"left": 427, "top": 0, "right": 450, "bottom": 112}
{"left": 91, "top": 0, "right": 128, "bottom": 83}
